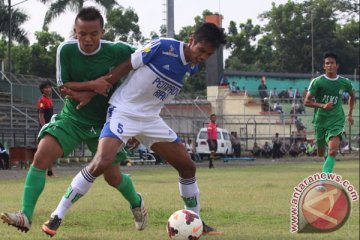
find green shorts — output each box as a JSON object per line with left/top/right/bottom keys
{"left": 38, "top": 114, "right": 127, "bottom": 164}
{"left": 314, "top": 124, "right": 344, "bottom": 149}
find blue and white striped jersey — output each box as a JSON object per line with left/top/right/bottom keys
{"left": 109, "top": 38, "right": 198, "bottom": 118}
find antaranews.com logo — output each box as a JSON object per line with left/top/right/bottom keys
{"left": 290, "top": 172, "right": 358, "bottom": 233}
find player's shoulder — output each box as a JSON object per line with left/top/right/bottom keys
{"left": 57, "top": 39, "right": 78, "bottom": 52}
{"left": 100, "top": 39, "right": 136, "bottom": 54}
{"left": 337, "top": 75, "right": 352, "bottom": 82}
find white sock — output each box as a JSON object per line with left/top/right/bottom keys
{"left": 51, "top": 167, "right": 96, "bottom": 219}
{"left": 178, "top": 176, "right": 200, "bottom": 215}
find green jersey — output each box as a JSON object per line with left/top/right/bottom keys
{"left": 308, "top": 74, "right": 353, "bottom": 127}
{"left": 57, "top": 39, "right": 135, "bottom": 126}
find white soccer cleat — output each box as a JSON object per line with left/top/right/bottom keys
{"left": 1, "top": 211, "right": 31, "bottom": 233}
{"left": 131, "top": 193, "right": 148, "bottom": 230}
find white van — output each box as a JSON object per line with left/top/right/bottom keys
{"left": 195, "top": 127, "right": 233, "bottom": 159}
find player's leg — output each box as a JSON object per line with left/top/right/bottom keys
{"left": 42, "top": 136, "right": 122, "bottom": 237}
{"left": 322, "top": 135, "right": 341, "bottom": 173}
{"left": 1, "top": 135, "right": 62, "bottom": 232}
{"left": 103, "top": 164, "right": 147, "bottom": 230}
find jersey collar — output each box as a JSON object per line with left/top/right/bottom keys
{"left": 323, "top": 74, "right": 339, "bottom": 81}
{"left": 77, "top": 41, "right": 101, "bottom": 56}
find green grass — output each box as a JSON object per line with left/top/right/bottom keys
{"left": 0, "top": 161, "right": 359, "bottom": 240}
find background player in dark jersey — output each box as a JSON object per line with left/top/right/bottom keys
{"left": 37, "top": 80, "right": 55, "bottom": 177}
{"left": 1, "top": 7, "right": 146, "bottom": 236}
{"left": 304, "top": 52, "right": 355, "bottom": 173}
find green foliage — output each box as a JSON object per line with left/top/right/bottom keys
{"left": 11, "top": 28, "right": 63, "bottom": 77}
{"left": 103, "top": 6, "right": 143, "bottom": 44}
{"left": 0, "top": 3, "right": 29, "bottom": 44}
{"left": 40, "top": 0, "right": 117, "bottom": 28}
{"left": 225, "top": 0, "right": 359, "bottom": 74}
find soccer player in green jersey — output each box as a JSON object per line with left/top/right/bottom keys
{"left": 304, "top": 52, "right": 355, "bottom": 173}
{"left": 1, "top": 7, "right": 147, "bottom": 236}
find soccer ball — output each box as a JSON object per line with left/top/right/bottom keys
{"left": 166, "top": 209, "right": 203, "bottom": 240}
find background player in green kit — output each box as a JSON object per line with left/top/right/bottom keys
{"left": 1, "top": 7, "right": 147, "bottom": 236}
{"left": 304, "top": 52, "right": 355, "bottom": 173}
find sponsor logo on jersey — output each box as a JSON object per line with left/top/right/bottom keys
{"left": 162, "top": 45, "right": 178, "bottom": 57}
{"left": 143, "top": 46, "right": 151, "bottom": 53}
{"left": 162, "top": 64, "right": 170, "bottom": 70}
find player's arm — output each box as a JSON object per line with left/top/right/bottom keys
{"left": 61, "top": 76, "right": 113, "bottom": 97}
{"left": 347, "top": 90, "right": 355, "bottom": 125}
{"left": 38, "top": 112, "right": 45, "bottom": 126}
{"left": 98, "top": 58, "right": 133, "bottom": 85}
{"left": 304, "top": 92, "right": 333, "bottom": 110}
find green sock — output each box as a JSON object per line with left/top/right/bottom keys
{"left": 116, "top": 173, "right": 141, "bottom": 208}
{"left": 22, "top": 165, "right": 46, "bottom": 221}
{"left": 322, "top": 156, "right": 335, "bottom": 173}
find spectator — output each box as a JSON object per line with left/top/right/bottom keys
{"left": 288, "top": 87, "right": 294, "bottom": 100}
{"left": 261, "top": 141, "right": 272, "bottom": 158}
{"left": 229, "top": 81, "right": 237, "bottom": 93}
{"left": 299, "top": 141, "right": 307, "bottom": 155}
{"left": 272, "top": 133, "right": 282, "bottom": 159}
{"left": 261, "top": 97, "right": 273, "bottom": 112}
{"left": 280, "top": 143, "right": 290, "bottom": 157}
{"left": 289, "top": 142, "right": 300, "bottom": 157}
{"left": 302, "top": 87, "right": 308, "bottom": 100}
{"left": 230, "top": 132, "right": 241, "bottom": 158}
{"left": 295, "top": 88, "right": 301, "bottom": 100}
{"left": 273, "top": 101, "right": 283, "bottom": 114}
{"left": 294, "top": 116, "right": 306, "bottom": 140}
{"left": 258, "top": 77, "right": 268, "bottom": 101}
{"left": 270, "top": 88, "right": 279, "bottom": 101}
{"left": 0, "top": 142, "right": 10, "bottom": 170}
{"left": 289, "top": 131, "right": 296, "bottom": 145}
{"left": 37, "top": 80, "right": 55, "bottom": 177}
{"left": 207, "top": 114, "right": 218, "bottom": 168}
{"left": 251, "top": 142, "right": 261, "bottom": 157}
{"left": 186, "top": 139, "right": 201, "bottom": 162}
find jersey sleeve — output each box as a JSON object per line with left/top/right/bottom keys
{"left": 308, "top": 78, "right": 318, "bottom": 96}
{"left": 131, "top": 38, "right": 162, "bottom": 69}
{"left": 113, "top": 41, "right": 136, "bottom": 65}
{"left": 56, "top": 43, "right": 71, "bottom": 87}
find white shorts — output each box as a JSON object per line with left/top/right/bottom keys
{"left": 100, "top": 105, "right": 179, "bottom": 147}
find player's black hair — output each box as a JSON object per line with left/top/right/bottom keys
{"left": 75, "top": 6, "right": 104, "bottom": 29}
{"left": 323, "top": 52, "right": 338, "bottom": 64}
{"left": 39, "top": 80, "right": 52, "bottom": 93}
{"left": 193, "top": 23, "right": 227, "bottom": 49}
{"left": 210, "top": 114, "right": 216, "bottom": 118}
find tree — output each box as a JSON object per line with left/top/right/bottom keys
{"left": 39, "top": 0, "right": 117, "bottom": 28}
{"left": 103, "top": 6, "right": 142, "bottom": 44}
{"left": 0, "top": 1, "right": 29, "bottom": 44}
{"left": 225, "top": 19, "right": 261, "bottom": 71}
{"left": 12, "top": 28, "right": 64, "bottom": 77}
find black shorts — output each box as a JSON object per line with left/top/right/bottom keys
{"left": 207, "top": 139, "right": 218, "bottom": 152}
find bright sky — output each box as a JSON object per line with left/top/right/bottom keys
{"left": 17, "top": 0, "right": 290, "bottom": 43}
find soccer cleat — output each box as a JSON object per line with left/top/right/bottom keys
{"left": 202, "top": 221, "right": 224, "bottom": 236}
{"left": 1, "top": 211, "right": 31, "bottom": 233}
{"left": 131, "top": 193, "right": 148, "bottom": 230}
{"left": 41, "top": 215, "right": 62, "bottom": 237}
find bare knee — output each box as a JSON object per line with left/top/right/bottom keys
{"left": 328, "top": 148, "right": 337, "bottom": 157}
{"left": 178, "top": 160, "right": 196, "bottom": 179}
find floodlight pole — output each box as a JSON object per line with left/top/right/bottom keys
{"left": 8, "top": 0, "right": 11, "bottom": 73}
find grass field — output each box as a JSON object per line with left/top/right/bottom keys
{"left": 0, "top": 160, "right": 359, "bottom": 240}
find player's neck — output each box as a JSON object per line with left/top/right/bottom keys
{"left": 325, "top": 72, "right": 338, "bottom": 79}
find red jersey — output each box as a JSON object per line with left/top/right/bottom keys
{"left": 207, "top": 122, "right": 218, "bottom": 140}
{"left": 37, "top": 95, "right": 53, "bottom": 123}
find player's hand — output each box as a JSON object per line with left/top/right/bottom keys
{"left": 322, "top": 102, "right": 333, "bottom": 110}
{"left": 61, "top": 87, "right": 95, "bottom": 109}
{"left": 92, "top": 75, "right": 113, "bottom": 96}
{"left": 347, "top": 115, "right": 354, "bottom": 125}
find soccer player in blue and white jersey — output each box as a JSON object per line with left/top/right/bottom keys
{"left": 46, "top": 22, "right": 227, "bottom": 235}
